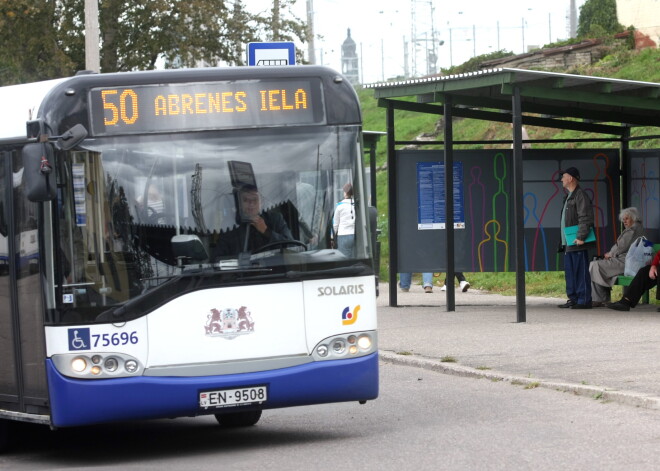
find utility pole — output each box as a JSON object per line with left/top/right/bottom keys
{"left": 306, "top": 0, "right": 316, "bottom": 64}
{"left": 381, "top": 39, "right": 385, "bottom": 82}
{"left": 569, "top": 0, "right": 577, "bottom": 38}
{"left": 429, "top": 0, "right": 437, "bottom": 74}
{"left": 403, "top": 36, "right": 409, "bottom": 78}
{"left": 272, "top": 0, "right": 281, "bottom": 40}
{"left": 410, "top": 0, "right": 418, "bottom": 76}
{"left": 84, "top": 0, "right": 100, "bottom": 72}
{"left": 411, "top": 0, "right": 437, "bottom": 76}
{"left": 360, "top": 43, "right": 364, "bottom": 83}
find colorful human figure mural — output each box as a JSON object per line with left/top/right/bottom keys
{"left": 396, "top": 148, "right": 626, "bottom": 274}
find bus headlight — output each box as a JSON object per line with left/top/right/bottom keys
{"left": 357, "top": 335, "right": 372, "bottom": 350}
{"left": 71, "top": 357, "right": 87, "bottom": 373}
{"left": 53, "top": 353, "right": 143, "bottom": 379}
{"left": 332, "top": 339, "right": 346, "bottom": 354}
{"left": 104, "top": 357, "right": 119, "bottom": 372}
{"left": 312, "top": 331, "right": 377, "bottom": 361}
{"left": 125, "top": 360, "right": 138, "bottom": 373}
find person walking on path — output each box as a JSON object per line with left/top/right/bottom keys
{"left": 438, "top": 272, "right": 470, "bottom": 292}
{"left": 607, "top": 250, "right": 660, "bottom": 312}
{"left": 399, "top": 273, "right": 434, "bottom": 293}
{"left": 589, "top": 207, "right": 644, "bottom": 307}
{"left": 556, "top": 167, "right": 595, "bottom": 309}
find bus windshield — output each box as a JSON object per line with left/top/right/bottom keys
{"left": 52, "top": 125, "right": 371, "bottom": 324}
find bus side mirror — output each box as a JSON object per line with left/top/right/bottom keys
{"left": 57, "top": 124, "right": 88, "bottom": 151}
{"left": 22, "top": 142, "right": 57, "bottom": 202}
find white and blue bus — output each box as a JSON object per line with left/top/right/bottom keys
{"left": 0, "top": 66, "right": 378, "bottom": 446}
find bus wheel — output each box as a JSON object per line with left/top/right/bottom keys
{"left": 214, "top": 410, "right": 262, "bottom": 428}
{"left": 0, "top": 420, "right": 11, "bottom": 452}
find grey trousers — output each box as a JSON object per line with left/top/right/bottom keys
{"left": 591, "top": 281, "right": 611, "bottom": 303}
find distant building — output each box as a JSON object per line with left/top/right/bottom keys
{"left": 341, "top": 28, "right": 359, "bottom": 85}
{"left": 616, "top": 0, "right": 660, "bottom": 47}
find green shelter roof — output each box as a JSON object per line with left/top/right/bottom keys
{"left": 365, "top": 68, "right": 660, "bottom": 131}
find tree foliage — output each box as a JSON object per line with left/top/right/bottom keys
{"left": 0, "top": 1, "right": 75, "bottom": 84}
{"left": 0, "top": 0, "right": 307, "bottom": 85}
{"left": 577, "top": 0, "right": 624, "bottom": 38}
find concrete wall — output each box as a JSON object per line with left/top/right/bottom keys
{"left": 617, "top": 0, "right": 660, "bottom": 46}
{"left": 479, "top": 43, "right": 610, "bottom": 71}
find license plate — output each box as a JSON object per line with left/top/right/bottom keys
{"left": 199, "top": 386, "right": 267, "bottom": 410}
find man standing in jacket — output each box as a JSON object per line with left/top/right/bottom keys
{"left": 557, "top": 167, "right": 595, "bottom": 309}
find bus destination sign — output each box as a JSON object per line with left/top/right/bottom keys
{"left": 89, "top": 79, "right": 324, "bottom": 136}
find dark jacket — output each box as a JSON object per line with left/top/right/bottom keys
{"left": 214, "top": 210, "right": 293, "bottom": 258}
{"left": 561, "top": 185, "right": 595, "bottom": 253}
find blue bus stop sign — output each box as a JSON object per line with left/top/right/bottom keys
{"left": 247, "top": 42, "right": 296, "bottom": 66}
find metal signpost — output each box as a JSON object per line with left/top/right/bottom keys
{"left": 247, "top": 42, "right": 296, "bottom": 66}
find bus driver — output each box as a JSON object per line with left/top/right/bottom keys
{"left": 214, "top": 184, "right": 293, "bottom": 257}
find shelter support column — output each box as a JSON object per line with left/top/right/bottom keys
{"left": 512, "top": 87, "right": 527, "bottom": 322}
{"left": 620, "top": 126, "right": 630, "bottom": 209}
{"left": 387, "top": 102, "right": 399, "bottom": 307}
{"left": 444, "top": 96, "right": 455, "bottom": 312}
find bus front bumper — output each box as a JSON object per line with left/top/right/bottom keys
{"left": 46, "top": 353, "right": 379, "bottom": 427}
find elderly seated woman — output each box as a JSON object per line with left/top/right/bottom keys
{"left": 589, "top": 207, "right": 644, "bottom": 307}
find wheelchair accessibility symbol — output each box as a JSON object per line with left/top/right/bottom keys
{"left": 68, "top": 328, "right": 91, "bottom": 351}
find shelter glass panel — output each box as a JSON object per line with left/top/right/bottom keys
{"left": 396, "top": 149, "right": 620, "bottom": 273}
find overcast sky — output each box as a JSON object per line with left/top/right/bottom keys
{"left": 252, "top": 0, "right": 589, "bottom": 83}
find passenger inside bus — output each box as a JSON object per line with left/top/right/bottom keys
{"left": 212, "top": 184, "right": 294, "bottom": 258}
{"left": 137, "top": 183, "right": 166, "bottom": 224}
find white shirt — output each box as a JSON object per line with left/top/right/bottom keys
{"left": 333, "top": 198, "right": 355, "bottom": 236}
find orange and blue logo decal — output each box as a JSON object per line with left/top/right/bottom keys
{"left": 341, "top": 305, "right": 360, "bottom": 325}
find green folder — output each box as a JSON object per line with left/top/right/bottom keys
{"left": 564, "top": 225, "right": 596, "bottom": 245}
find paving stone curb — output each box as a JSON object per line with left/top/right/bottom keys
{"left": 379, "top": 350, "right": 660, "bottom": 410}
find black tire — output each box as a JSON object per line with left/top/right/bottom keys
{"left": 214, "top": 410, "right": 262, "bottom": 428}
{"left": 0, "top": 419, "right": 11, "bottom": 453}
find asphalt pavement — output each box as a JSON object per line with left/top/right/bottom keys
{"left": 377, "top": 281, "right": 660, "bottom": 409}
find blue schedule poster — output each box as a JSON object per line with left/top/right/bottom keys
{"left": 416, "top": 161, "right": 464, "bottom": 230}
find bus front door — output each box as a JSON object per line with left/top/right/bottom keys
{"left": 0, "top": 150, "right": 49, "bottom": 418}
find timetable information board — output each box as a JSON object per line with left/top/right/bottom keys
{"left": 416, "top": 162, "right": 465, "bottom": 230}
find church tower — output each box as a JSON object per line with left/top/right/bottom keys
{"left": 341, "top": 28, "right": 359, "bottom": 85}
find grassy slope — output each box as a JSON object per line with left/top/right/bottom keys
{"left": 361, "top": 47, "right": 660, "bottom": 297}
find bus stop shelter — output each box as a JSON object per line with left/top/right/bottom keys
{"left": 365, "top": 67, "right": 660, "bottom": 321}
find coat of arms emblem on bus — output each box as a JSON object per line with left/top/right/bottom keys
{"left": 205, "top": 306, "right": 255, "bottom": 339}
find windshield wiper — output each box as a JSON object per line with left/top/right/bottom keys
{"left": 285, "top": 263, "right": 371, "bottom": 280}
{"left": 139, "top": 264, "right": 273, "bottom": 282}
